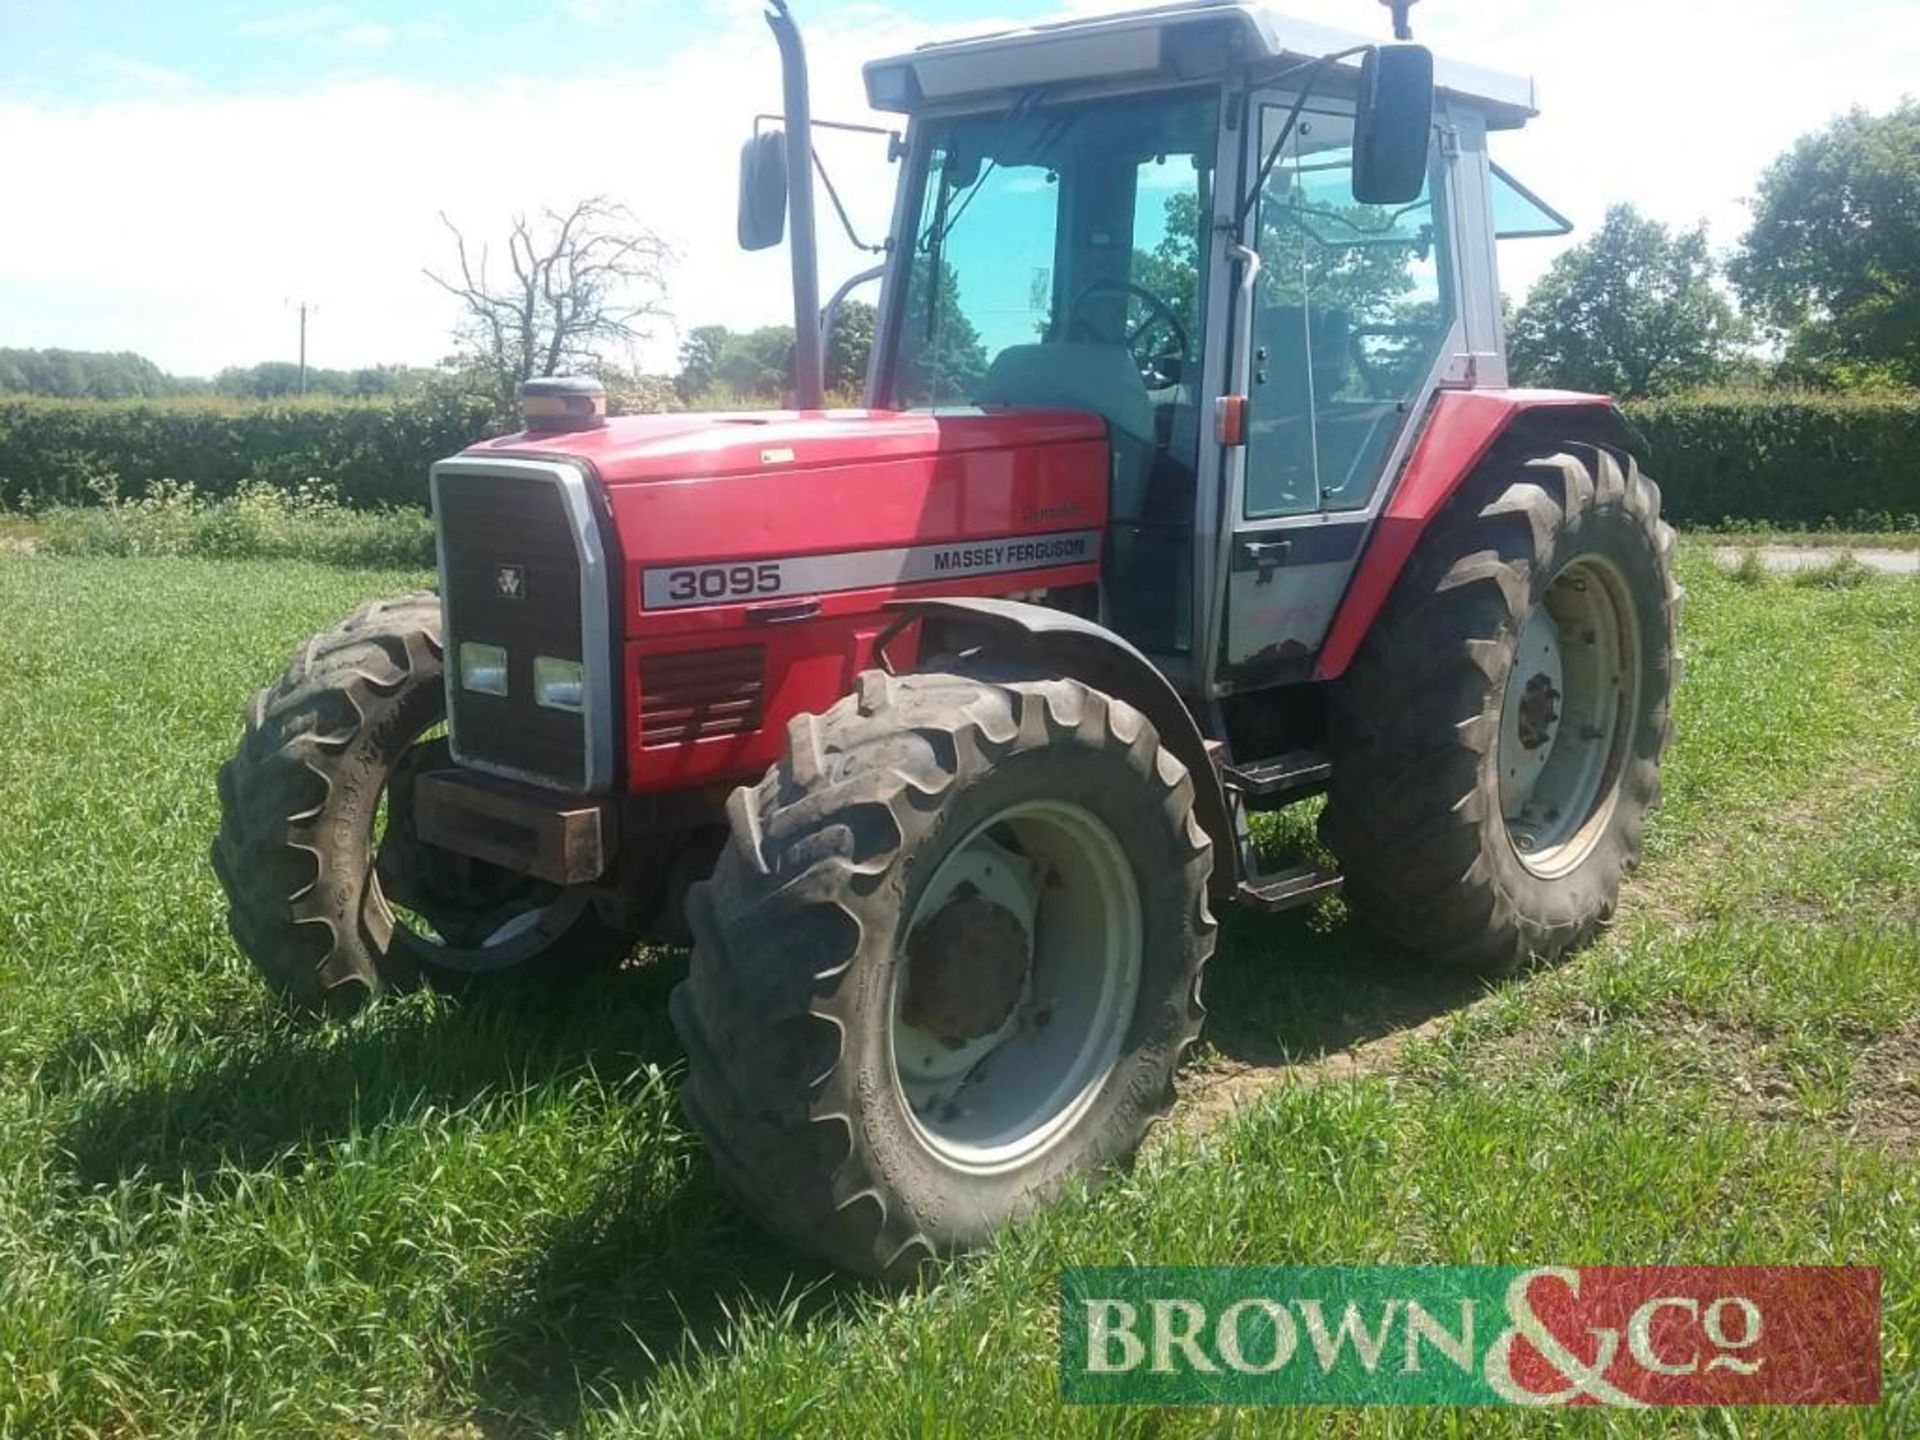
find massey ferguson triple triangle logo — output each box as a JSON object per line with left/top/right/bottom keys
{"left": 1060, "top": 1266, "right": 1881, "bottom": 1406}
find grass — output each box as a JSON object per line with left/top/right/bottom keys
{"left": 18, "top": 480, "right": 434, "bottom": 567}
{"left": 1688, "top": 523, "right": 1920, "bottom": 552}
{"left": 0, "top": 549, "right": 1915, "bottom": 1436}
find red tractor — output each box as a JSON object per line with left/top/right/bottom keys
{"left": 214, "top": 0, "right": 1677, "bottom": 1278}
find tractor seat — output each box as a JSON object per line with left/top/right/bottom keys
{"left": 975, "top": 343, "right": 1155, "bottom": 521}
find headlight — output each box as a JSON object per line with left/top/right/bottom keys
{"left": 534, "top": 656, "right": 585, "bottom": 712}
{"left": 459, "top": 642, "right": 508, "bottom": 696}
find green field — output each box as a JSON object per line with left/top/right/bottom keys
{"left": 0, "top": 551, "right": 1915, "bottom": 1437}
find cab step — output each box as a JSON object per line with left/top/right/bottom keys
{"left": 1235, "top": 863, "right": 1343, "bottom": 913}
{"left": 1221, "top": 748, "right": 1332, "bottom": 802}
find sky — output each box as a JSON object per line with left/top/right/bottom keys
{"left": 2, "top": 0, "right": 1917, "bottom": 380}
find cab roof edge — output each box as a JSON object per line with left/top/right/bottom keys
{"left": 863, "top": 1, "right": 1536, "bottom": 128}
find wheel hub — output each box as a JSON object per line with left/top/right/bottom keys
{"left": 902, "top": 883, "right": 1031, "bottom": 1048}
{"left": 1515, "top": 672, "right": 1562, "bottom": 751}
{"left": 890, "top": 802, "right": 1142, "bottom": 1173}
{"left": 1497, "top": 556, "right": 1640, "bottom": 877}
{"left": 894, "top": 832, "right": 1039, "bottom": 1092}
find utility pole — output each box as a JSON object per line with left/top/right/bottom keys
{"left": 286, "top": 298, "right": 317, "bottom": 396}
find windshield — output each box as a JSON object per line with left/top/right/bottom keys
{"left": 890, "top": 90, "right": 1217, "bottom": 450}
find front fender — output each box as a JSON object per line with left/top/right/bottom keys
{"left": 886, "top": 597, "right": 1237, "bottom": 894}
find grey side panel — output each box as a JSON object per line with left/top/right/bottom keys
{"left": 1223, "top": 520, "right": 1367, "bottom": 666}
{"left": 888, "top": 596, "right": 1239, "bottom": 893}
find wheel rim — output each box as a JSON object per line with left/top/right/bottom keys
{"left": 369, "top": 730, "right": 589, "bottom": 973}
{"left": 890, "top": 800, "right": 1143, "bottom": 1174}
{"left": 1498, "top": 554, "right": 1641, "bottom": 878}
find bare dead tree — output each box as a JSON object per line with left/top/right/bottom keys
{"left": 425, "top": 197, "right": 672, "bottom": 418}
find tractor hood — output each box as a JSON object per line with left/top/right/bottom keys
{"left": 464, "top": 407, "right": 1108, "bottom": 487}
{"left": 460, "top": 403, "right": 1115, "bottom": 646}
{"left": 444, "top": 405, "right": 1115, "bottom": 796}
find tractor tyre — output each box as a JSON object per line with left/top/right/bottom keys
{"left": 1319, "top": 443, "right": 1679, "bottom": 974}
{"left": 212, "top": 592, "right": 629, "bottom": 1015}
{"left": 670, "top": 665, "right": 1215, "bottom": 1280}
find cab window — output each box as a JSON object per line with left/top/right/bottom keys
{"left": 1244, "top": 102, "right": 1454, "bottom": 518}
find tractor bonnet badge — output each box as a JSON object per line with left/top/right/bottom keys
{"left": 495, "top": 565, "right": 525, "bottom": 600}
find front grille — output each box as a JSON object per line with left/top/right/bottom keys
{"left": 434, "top": 465, "right": 599, "bottom": 791}
{"left": 639, "top": 646, "right": 766, "bottom": 748}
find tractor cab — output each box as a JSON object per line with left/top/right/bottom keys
{"left": 842, "top": 1, "right": 1541, "bottom": 687}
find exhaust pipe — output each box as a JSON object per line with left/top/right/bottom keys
{"left": 767, "top": 0, "right": 825, "bottom": 410}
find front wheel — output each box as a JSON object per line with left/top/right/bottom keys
{"left": 1319, "top": 443, "right": 1680, "bottom": 974}
{"left": 671, "top": 666, "right": 1215, "bottom": 1279}
{"left": 212, "top": 593, "right": 630, "bottom": 1014}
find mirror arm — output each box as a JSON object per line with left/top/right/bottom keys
{"left": 813, "top": 150, "right": 886, "bottom": 255}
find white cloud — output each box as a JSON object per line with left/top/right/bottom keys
{"left": 336, "top": 21, "right": 395, "bottom": 50}
{"left": 238, "top": 6, "right": 352, "bottom": 39}
{"left": 88, "top": 54, "right": 201, "bottom": 92}
{"left": 6, "top": 1, "right": 1918, "bottom": 378}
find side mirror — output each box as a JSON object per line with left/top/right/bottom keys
{"left": 738, "top": 130, "right": 788, "bottom": 251}
{"left": 1352, "top": 43, "right": 1434, "bottom": 205}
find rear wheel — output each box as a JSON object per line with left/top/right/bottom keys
{"left": 1319, "top": 444, "right": 1679, "bottom": 973}
{"left": 212, "top": 593, "right": 629, "bottom": 1014}
{"left": 671, "top": 666, "right": 1214, "bottom": 1279}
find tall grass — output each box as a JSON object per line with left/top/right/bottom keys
{"left": 33, "top": 478, "right": 433, "bottom": 567}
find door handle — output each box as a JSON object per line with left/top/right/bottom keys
{"left": 1239, "top": 539, "right": 1292, "bottom": 584}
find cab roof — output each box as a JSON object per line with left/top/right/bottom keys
{"left": 864, "top": 0, "right": 1538, "bottom": 130}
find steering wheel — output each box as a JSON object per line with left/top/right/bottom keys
{"left": 1066, "top": 281, "right": 1191, "bottom": 390}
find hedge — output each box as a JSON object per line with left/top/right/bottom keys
{"left": 1623, "top": 391, "right": 1920, "bottom": 527}
{"left": 3, "top": 388, "right": 1916, "bottom": 528}
{"left": 0, "top": 392, "right": 497, "bottom": 510}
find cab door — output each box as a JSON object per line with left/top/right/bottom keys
{"left": 1215, "top": 90, "right": 1464, "bottom": 684}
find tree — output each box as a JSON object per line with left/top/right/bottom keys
{"left": 895, "top": 257, "right": 987, "bottom": 403}
{"left": 211, "top": 362, "right": 438, "bottom": 399}
{"left": 1731, "top": 103, "right": 1920, "bottom": 388}
{"left": 1508, "top": 204, "right": 1745, "bottom": 397}
{"left": 826, "top": 299, "right": 876, "bottom": 396}
{"left": 0, "top": 347, "right": 187, "bottom": 399}
{"left": 675, "top": 303, "right": 877, "bottom": 407}
{"left": 715, "top": 326, "right": 796, "bottom": 398}
{"left": 1131, "top": 191, "right": 1206, "bottom": 342}
{"left": 675, "top": 325, "right": 731, "bottom": 402}
{"left": 426, "top": 197, "right": 672, "bottom": 419}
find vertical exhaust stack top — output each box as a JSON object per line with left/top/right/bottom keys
{"left": 767, "top": 0, "right": 825, "bottom": 411}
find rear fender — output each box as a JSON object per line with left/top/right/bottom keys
{"left": 1315, "top": 389, "right": 1645, "bottom": 681}
{"left": 886, "top": 596, "right": 1238, "bottom": 894}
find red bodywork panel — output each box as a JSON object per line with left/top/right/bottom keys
{"left": 1314, "top": 389, "right": 1617, "bottom": 682}
{"left": 467, "top": 409, "right": 1110, "bottom": 792}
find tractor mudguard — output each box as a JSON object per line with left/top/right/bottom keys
{"left": 886, "top": 596, "right": 1237, "bottom": 893}
{"left": 1315, "top": 389, "right": 1646, "bottom": 682}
